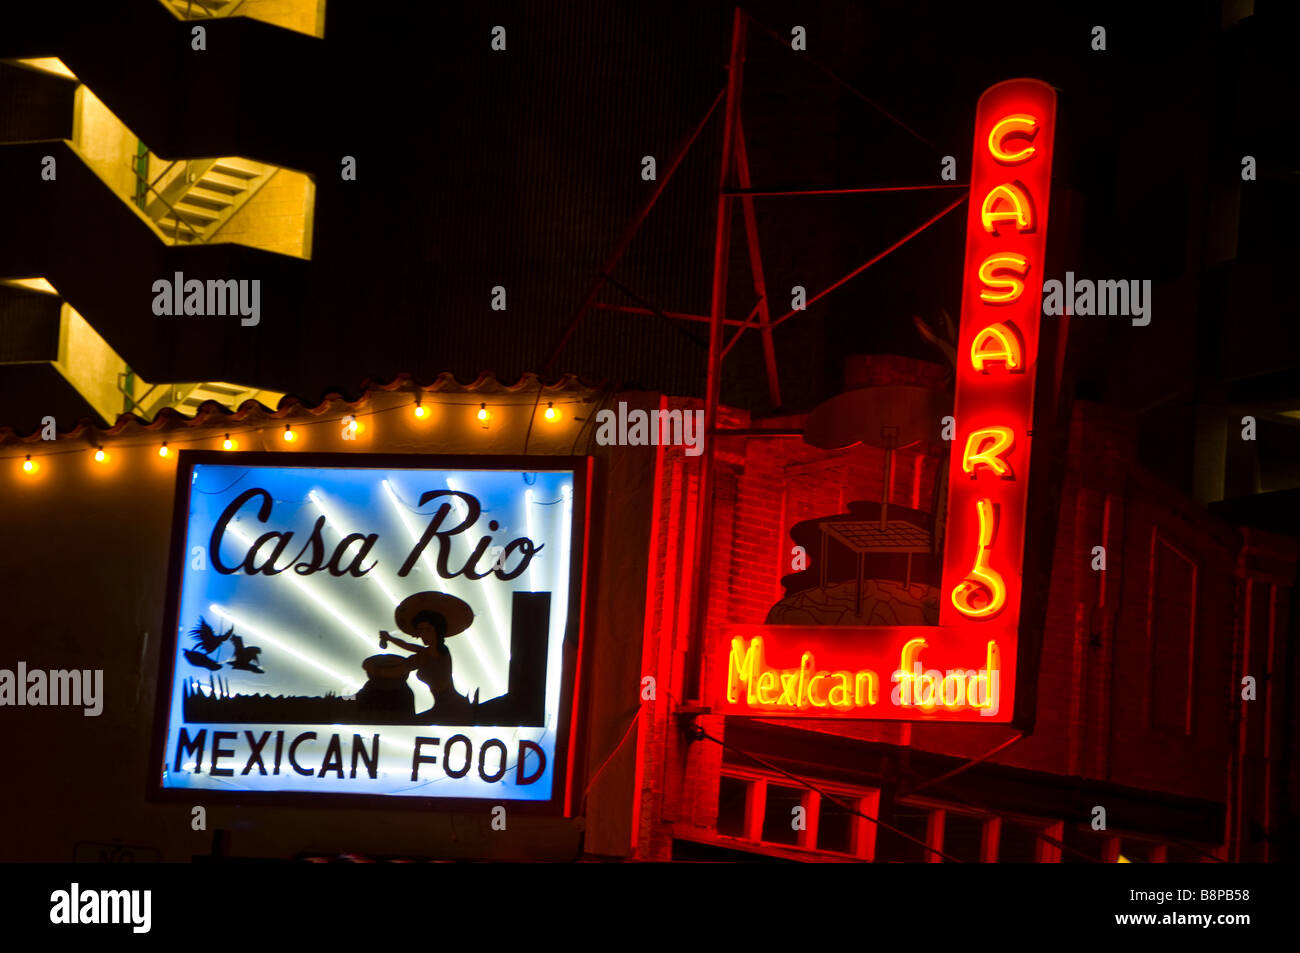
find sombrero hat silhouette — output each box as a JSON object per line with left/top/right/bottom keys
{"left": 394, "top": 591, "right": 474, "bottom": 638}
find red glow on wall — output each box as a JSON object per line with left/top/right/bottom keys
{"left": 939, "top": 78, "right": 1058, "bottom": 719}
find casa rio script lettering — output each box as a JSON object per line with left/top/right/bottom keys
{"left": 210, "top": 488, "right": 543, "bottom": 580}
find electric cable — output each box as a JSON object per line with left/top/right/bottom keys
{"left": 749, "top": 16, "right": 941, "bottom": 153}
{"left": 580, "top": 703, "right": 645, "bottom": 814}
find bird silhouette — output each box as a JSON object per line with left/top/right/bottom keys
{"left": 182, "top": 649, "right": 222, "bottom": 671}
{"left": 227, "top": 635, "right": 264, "bottom": 673}
{"left": 190, "top": 617, "right": 233, "bottom": 654}
{"left": 183, "top": 617, "right": 232, "bottom": 670}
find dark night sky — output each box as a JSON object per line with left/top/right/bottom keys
{"left": 305, "top": 0, "right": 1293, "bottom": 415}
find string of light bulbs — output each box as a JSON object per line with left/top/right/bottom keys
{"left": 11, "top": 393, "right": 577, "bottom": 476}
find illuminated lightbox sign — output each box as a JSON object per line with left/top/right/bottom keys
{"left": 151, "top": 453, "right": 587, "bottom": 811}
{"left": 712, "top": 79, "right": 1056, "bottom": 724}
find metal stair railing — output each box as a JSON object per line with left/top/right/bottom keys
{"left": 116, "top": 379, "right": 215, "bottom": 418}
{"left": 135, "top": 151, "right": 251, "bottom": 245}
{"left": 181, "top": 0, "right": 249, "bottom": 19}
{"left": 130, "top": 150, "right": 205, "bottom": 243}
{"left": 131, "top": 148, "right": 284, "bottom": 249}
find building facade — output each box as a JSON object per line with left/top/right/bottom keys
{"left": 631, "top": 358, "right": 1297, "bottom": 863}
{"left": 1, "top": 1, "right": 1297, "bottom": 863}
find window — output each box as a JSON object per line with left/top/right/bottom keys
{"left": 716, "top": 775, "right": 749, "bottom": 838}
{"left": 998, "top": 817, "right": 1062, "bottom": 863}
{"left": 943, "top": 811, "right": 990, "bottom": 863}
{"left": 876, "top": 806, "right": 935, "bottom": 863}
{"left": 816, "top": 794, "right": 857, "bottom": 854}
{"left": 1063, "top": 823, "right": 1114, "bottom": 863}
{"left": 714, "top": 770, "right": 880, "bottom": 860}
{"left": 760, "top": 783, "right": 804, "bottom": 846}
{"left": 998, "top": 818, "right": 1041, "bottom": 862}
{"left": 887, "top": 799, "right": 997, "bottom": 863}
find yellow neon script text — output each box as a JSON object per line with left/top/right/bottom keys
{"left": 970, "top": 322, "right": 1023, "bottom": 372}
{"left": 980, "top": 182, "right": 1034, "bottom": 235}
{"left": 727, "top": 637, "right": 877, "bottom": 712}
{"left": 977, "top": 252, "right": 1029, "bottom": 303}
{"left": 891, "top": 638, "right": 1002, "bottom": 714}
{"left": 950, "top": 498, "right": 1007, "bottom": 619}
{"left": 962, "top": 426, "right": 1015, "bottom": 479}
{"left": 987, "top": 114, "right": 1039, "bottom": 164}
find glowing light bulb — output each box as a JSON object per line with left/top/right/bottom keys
{"left": 223, "top": 435, "right": 235, "bottom": 451}
{"left": 159, "top": 442, "right": 169, "bottom": 457}
{"left": 477, "top": 403, "right": 489, "bottom": 422}
{"left": 22, "top": 455, "right": 36, "bottom": 474}
{"left": 544, "top": 402, "right": 558, "bottom": 421}
{"left": 283, "top": 425, "right": 295, "bottom": 442}
{"left": 94, "top": 448, "right": 106, "bottom": 463}
{"left": 414, "top": 403, "right": 426, "bottom": 418}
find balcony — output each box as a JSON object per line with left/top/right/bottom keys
{"left": 0, "top": 278, "right": 284, "bottom": 430}
{"left": 160, "top": 0, "right": 327, "bottom": 39}
{"left": 74, "top": 81, "right": 315, "bottom": 259}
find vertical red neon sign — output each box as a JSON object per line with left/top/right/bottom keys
{"left": 939, "top": 79, "right": 1057, "bottom": 639}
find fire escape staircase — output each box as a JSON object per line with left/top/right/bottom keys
{"left": 133, "top": 380, "right": 281, "bottom": 419}
{"left": 142, "top": 157, "right": 277, "bottom": 244}
{"left": 0, "top": 43, "right": 308, "bottom": 427}
{"left": 165, "top": 0, "right": 248, "bottom": 19}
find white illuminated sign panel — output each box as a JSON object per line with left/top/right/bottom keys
{"left": 150, "top": 453, "right": 587, "bottom": 812}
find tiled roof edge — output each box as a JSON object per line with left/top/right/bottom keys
{"left": 0, "top": 371, "right": 611, "bottom": 447}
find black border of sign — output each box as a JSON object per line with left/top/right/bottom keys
{"left": 145, "top": 450, "right": 591, "bottom": 816}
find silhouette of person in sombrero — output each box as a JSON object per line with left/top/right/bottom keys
{"left": 368, "top": 591, "right": 475, "bottom": 722}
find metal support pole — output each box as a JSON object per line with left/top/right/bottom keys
{"left": 723, "top": 183, "right": 967, "bottom": 197}
{"left": 881, "top": 426, "right": 898, "bottom": 529}
{"left": 856, "top": 553, "right": 864, "bottom": 617}
{"left": 684, "top": 6, "right": 745, "bottom": 703}
{"left": 592, "top": 302, "right": 747, "bottom": 327}
{"left": 734, "top": 118, "right": 781, "bottom": 408}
